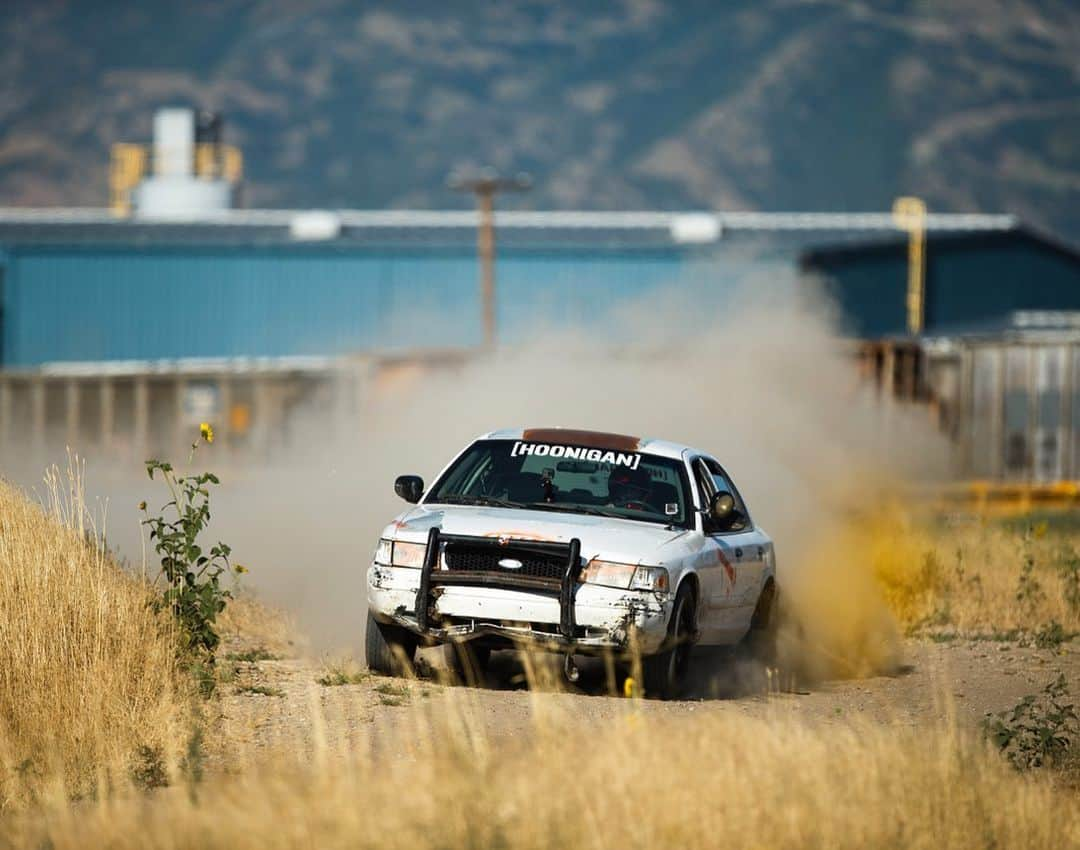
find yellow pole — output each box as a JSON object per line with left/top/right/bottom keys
{"left": 892, "top": 196, "right": 927, "bottom": 335}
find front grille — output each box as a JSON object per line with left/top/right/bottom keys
{"left": 416, "top": 530, "right": 582, "bottom": 636}
{"left": 443, "top": 542, "right": 566, "bottom": 582}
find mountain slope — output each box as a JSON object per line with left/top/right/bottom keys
{"left": 1, "top": 0, "right": 1077, "bottom": 240}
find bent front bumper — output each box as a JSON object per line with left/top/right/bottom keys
{"left": 367, "top": 529, "right": 671, "bottom": 655}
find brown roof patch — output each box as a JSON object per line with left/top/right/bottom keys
{"left": 521, "top": 428, "right": 641, "bottom": 453}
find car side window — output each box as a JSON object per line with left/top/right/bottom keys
{"left": 700, "top": 457, "right": 751, "bottom": 533}
{"left": 692, "top": 458, "right": 723, "bottom": 534}
{"left": 705, "top": 463, "right": 745, "bottom": 513}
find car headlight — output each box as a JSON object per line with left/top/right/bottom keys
{"left": 629, "top": 566, "right": 669, "bottom": 593}
{"left": 391, "top": 541, "right": 426, "bottom": 568}
{"left": 580, "top": 560, "right": 669, "bottom": 592}
{"left": 580, "top": 560, "right": 635, "bottom": 588}
{"left": 374, "top": 539, "right": 427, "bottom": 568}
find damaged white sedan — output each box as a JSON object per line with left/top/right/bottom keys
{"left": 366, "top": 428, "right": 778, "bottom": 698}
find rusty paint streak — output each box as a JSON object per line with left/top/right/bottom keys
{"left": 522, "top": 427, "right": 641, "bottom": 452}
{"left": 481, "top": 530, "right": 559, "bottom": 542}
{"left": 714, "top": 547, "right": 736, "bottom": 588}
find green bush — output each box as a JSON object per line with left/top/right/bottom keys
{"left": 142, "top": 426, "right": 240, "bottom": 666}
{"left": 984, "top": 675, "right": 1078, "bottom": 770}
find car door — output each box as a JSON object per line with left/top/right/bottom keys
{"left": 690, "top": 457, "right": 759, "bottom": 641}
{"left": 691, "top": 457, "right": 768, "bottom": 630}
{"left": 703, "top": 457, "right": 769, "bottom": 617}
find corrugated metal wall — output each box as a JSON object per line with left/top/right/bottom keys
{"left": 0, "top": 245, "right": 729, "bottom": 365}
{"left": 964, "top": 340, "right": 1080, "bottom": 482}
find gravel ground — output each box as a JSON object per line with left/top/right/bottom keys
{"left": 209, "top": 636, "right": 1080, "bottom": 766}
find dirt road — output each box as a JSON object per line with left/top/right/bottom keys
{"left": 213, "top": 636, "right": 1080, "bottom": 763}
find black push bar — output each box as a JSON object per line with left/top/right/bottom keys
{"left": 414, "top": 528, "right": 583, "bottom": 638}
{"left": 559, "top": 537, "right": 582, "bottom": 638}
{"left": 415, "top": 526, "right": 441, "bottom": 633}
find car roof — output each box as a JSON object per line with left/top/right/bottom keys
{"left": 479, "top": 427, "right": 707, "bottom": 461}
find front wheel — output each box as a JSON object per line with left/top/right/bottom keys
{"left": 641, "top": 584, "right": 695, "bottom": 699}
{"left": 365, "top": 610, "right": 418, "bottom": 676}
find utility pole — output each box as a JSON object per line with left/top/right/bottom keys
{"left": 448, "top": 169, "right": 532, "bottom": 348}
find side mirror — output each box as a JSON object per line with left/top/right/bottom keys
{"left": 710, "top": 491, "right": 735, "bottom": 522}
{"left": 394, "top": 475, "right": 424, "bottom": 504}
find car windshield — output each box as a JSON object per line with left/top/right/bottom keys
{"left": 426, "top": 439, "right": 692, "bottom": 528}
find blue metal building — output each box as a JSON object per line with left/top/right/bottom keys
{"left": 0, "top": 208, "right": 1030, "bottom": 368}
{"left": 0, "top": 212, "right": 739, "bottom": 367}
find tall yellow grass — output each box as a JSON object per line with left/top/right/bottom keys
{"left": 780, "top": 504, "right": 1080, "bottom": 682}
{"left": 0, "top": 465, "right": 188, "bottom": 808}
{"left": 869, "top": 509, "right": 1080, "bottom": 634}
{"left": 2, "top": 700, "right": 1077, "bottom": 850}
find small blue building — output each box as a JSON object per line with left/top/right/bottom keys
{"left": 800, "top": 227, "right": 1080, "bottom": 338}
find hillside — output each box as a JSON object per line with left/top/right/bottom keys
{"left": 1, "top": 0, "right": 1078, "bottom": 240}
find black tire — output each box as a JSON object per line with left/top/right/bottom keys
{"left": 744, "top": 580, "right": 779, "bottom": 663}
{"left": 442, "top": 641, "right": 491, "bottom": 686}
{"left": 641, "top": 583, "right": 696, "bottom": 699}
{"left": 365, "top": 610, "right": 418, "bottom": 676}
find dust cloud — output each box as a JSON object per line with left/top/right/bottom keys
{"left": 4, "top": 273, "right": 948, "bottom": 678}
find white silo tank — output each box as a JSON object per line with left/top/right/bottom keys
{"left": 134, "top": 107, "right": 235, "bottom": 220}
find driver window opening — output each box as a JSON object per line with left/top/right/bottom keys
{"left": 693, "top": 458, "right": 716, "bottom": 507}
{"left": 704, "top": 458, "right": 749, "bottom": 520}
{"left": 696, "top": 457, "right": 749, "bottom": 534}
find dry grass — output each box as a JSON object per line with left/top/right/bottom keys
{"left": 1, "top": 699, "right": 1077, "bottom": 850}
{"left": 1, "top": 462, "right": 1078, "bottom": 847}
{"left": 869, "top": 509, "right": 1080, "bottom": 636}
{"left": 0, "top": 465, "right": 189, "bottom": 809}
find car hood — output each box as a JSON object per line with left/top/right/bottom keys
{"left": 383, "top": 504, "right": 692, "bottom": 566}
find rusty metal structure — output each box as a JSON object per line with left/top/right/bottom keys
{"left": 851, "top": 313, "right": 1080, "bottom": 511}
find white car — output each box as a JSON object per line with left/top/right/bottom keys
{"left": 366, "top": 427, "right": 778, "bottom": 697}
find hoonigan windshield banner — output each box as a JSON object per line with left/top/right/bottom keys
{"left": 510, "top": 441, "right": 642, "bottom": 470}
